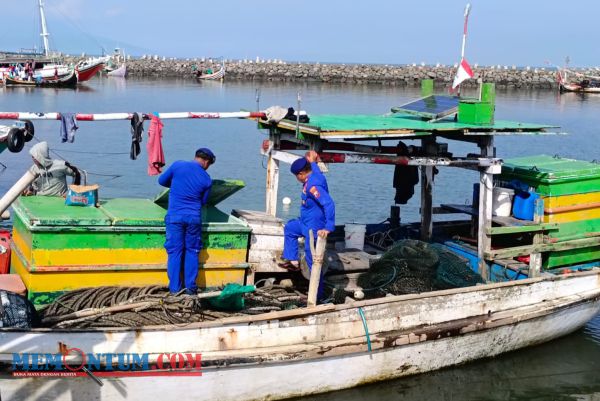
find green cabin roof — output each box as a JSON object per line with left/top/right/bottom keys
{"left": 270, "top": 113, "right": 557, "bottom": 139}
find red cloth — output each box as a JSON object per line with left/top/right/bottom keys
{"left": 147, "top": 115, "right": 165, "bottom": 176}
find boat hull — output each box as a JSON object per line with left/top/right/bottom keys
{"left": 106, "top": 64, "right": 127, "bottom": 78}
{"left": 0, "top": 271, "right": 599, "bottom": 400}
{"left": 4, "top": 70, "right": 77, "bottom": 88}
{"left": 560, "top": 83, "right": 600, "bottom": 93}
{"left": 76, "top": 62, "right": 105, "bottom": 82}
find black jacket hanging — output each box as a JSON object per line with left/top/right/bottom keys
{"left": 130, "top": 112, "right": 144, "bottom": 160}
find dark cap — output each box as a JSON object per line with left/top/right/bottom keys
{"left": 290, "top": 158, "right": 308, "bottom": 175}
{"left": 196, "top": 148, "right": 216, "bottom": 164}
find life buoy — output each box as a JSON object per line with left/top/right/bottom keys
{"left": 23, "top": 120, "right": 34, "bottom": 142}
{"left": 7, "top": 128, "right": 24, "bottom": 153}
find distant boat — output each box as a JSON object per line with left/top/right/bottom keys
{"left": 75, "top": 57, "right": 108, "bottom": 82}
{"left": 1, "top": 1, "right": 106, "bottom": 84}
{"left": 107, "top": 63, "right": 127, "bottom": 78}
{"left": 557, "top": 68, "right": 600, "bottom": 93}
{"left": 4, "top": 69, "right": 77, "bottom": 88}
{"left": 195, "top": 61, "right": 225, "bottom": 81}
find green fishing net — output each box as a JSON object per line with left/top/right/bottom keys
{"left": 206, "top": 283, "right": 255, "bottom": 311}
{"left": 357, "top": 240, "right": 483, "bottom": 298}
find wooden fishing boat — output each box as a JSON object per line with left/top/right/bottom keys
{"left": 196, "top": 62, "right": 226, "bottom": 81}
{"left": 0, "top": 81, "right": 599, "bottom": 401}
{"left": 557, "top": 68, "right": 600, "bottom": 93}
{"left": 106, "top": 64, "right": 127, "bottom": 78}
{"left": 75, "top": 57, "right": 108, "bottom": 82}
{"left": 0, "top": 272, "right": 598, "bottom": 400}
{"left": 4, "top": 69, "right": 77, "bottom": 88}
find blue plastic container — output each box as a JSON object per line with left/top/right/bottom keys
{"left": 512, "top": 191, "right": 540, "bottom": 221}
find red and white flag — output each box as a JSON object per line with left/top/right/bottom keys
{"left": 452, "top": 58, "right": 474, "bottom": 89}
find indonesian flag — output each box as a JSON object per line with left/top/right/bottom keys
{"left": 452, "top": 58, "right": 474, "bottom": 89}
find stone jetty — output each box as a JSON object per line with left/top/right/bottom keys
{"left": 111, "top": 56, "right": 598, "bottom": 88}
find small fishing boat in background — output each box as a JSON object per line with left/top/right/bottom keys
{"left": 557, "top": 68, "right": 600, "bottom": 93}
{"left": 196, "top": 61, "right": 226, "bottom": 81}
{"left": 75, "top": 57, "right": 108, "bottom": 82}
{"left": 4, "top": 69, "right": 77, "bottom": 88}
{"left": 106, "top": 63, "right": 127, "bottom": 78}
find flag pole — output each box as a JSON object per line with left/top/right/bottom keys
{"left": 457, "top": 3, "right": 471, "bottom": 97}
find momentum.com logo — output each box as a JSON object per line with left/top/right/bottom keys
{"left": 12, "top": 348, "right": 202, "bottom": 381}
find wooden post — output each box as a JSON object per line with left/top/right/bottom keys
{"left": 420, "top": 166, "right": 434, "bottom": 241}
{"left": 477, "top": 168, "right": 493, "bottom": 281}
{"left": 477, "top": 136, "right": 495, "bottom": 281}
{"left": 307, "top": 230, "right": 327, "bottom": 307}
{"left": 420, "top": 138, "right": 435, "bottom": 241}
{"left": 529, "top": 198, "right": 544, "bottom": 277}
{"left": 265, "top": 129, "right": 280, "bottom": 216}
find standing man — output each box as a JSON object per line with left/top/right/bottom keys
{"left": 279, "top": 151, "right": 335, "bottom": 299}
{"left": 158, "top": 148, "right": 215, "bottom": 295}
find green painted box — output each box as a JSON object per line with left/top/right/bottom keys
{"left": 501, "top": 155, "right": 600, "bottom": 196}
{"left": 10, "top": 182, "right": 251, "bottom": 305}
{"left": 458, "top": 100, "right": 494, "bottom": 125}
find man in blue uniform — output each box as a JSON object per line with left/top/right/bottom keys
{"left": 158, "top": 148, "right": 215, "bottom": 294}
{"left": 280, "top": 151, "right": 335, "bottom": 299}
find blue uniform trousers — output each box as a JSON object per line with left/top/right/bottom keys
{"left": 283, "top": 218, "right": 325, "bottom": 299}
{"left": 164, "top": 214, "right": 202, "bottom": 294}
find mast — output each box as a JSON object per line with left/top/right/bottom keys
{"left": 38, "top": 0, "right": 50, "bottom": 56}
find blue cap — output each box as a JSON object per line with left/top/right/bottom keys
{"left": 196, "top": 148, "right": 216, "bottom": 164}
{"left": 290, "top": 158, "right": 308, "bottom": 175}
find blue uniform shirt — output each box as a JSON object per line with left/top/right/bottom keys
{"left": 158, "top": 160, "right": 212, "bottom": 216}
{"left": 300, "top": 162, "right": 335, "bottom": 232}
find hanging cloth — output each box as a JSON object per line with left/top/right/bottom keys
{"left": 146, "top": 114, "right": 165, "bottom": 176}
{"left": 393, "top": 141, "right": 419, "bottom": 205}
{"left": 59, "top": 113, "right": 79, "bottom": 143}
{"left": 130, "top": 112, "right": 144, "bottom": 160}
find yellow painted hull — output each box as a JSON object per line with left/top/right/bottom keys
{"left": 11, "top": 246, "right": 247, "bottom": 298}
{"left": 543, "top": 192, "right": 600, "bottom": 209}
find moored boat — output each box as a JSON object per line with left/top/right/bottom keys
{"left": 196, "top": 61, "right": 226, "bottom": 81}
{"left": 75, "top": 57, "right": 108, "bottom": 82}
{"left": 106, "top": 63, "right": 127, "bottom": 78}
{"left": 557, "top": 68, "right": 600, "bottom": 93}
{"left": 4, "top": 69, "right": 77, "bottom": 88}
{"left": 0, "top": 81, "right": 599, "bottom": 400}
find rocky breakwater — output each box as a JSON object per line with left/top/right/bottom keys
{"left": 124, "top": 57, "right": 596, "bottom": 89}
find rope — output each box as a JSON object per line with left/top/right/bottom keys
{"left": 39, "top": 285, "right": 308, "bottom": 328}
{"left": 357, "top": 307, "right": 372, "bottom": 352}
{"left": 26, "top": 138, "right": 123, "bottom": 183}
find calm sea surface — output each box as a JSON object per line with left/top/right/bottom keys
{"left": 1, "top": 78, "right": 599, "bottom": 399}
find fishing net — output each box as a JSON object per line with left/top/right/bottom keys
{"left": 0, "top": 290, "right": 39, "bottom": 329}
{"left": 206, "top": 283, "right": 255, "bottom": 311}
{"left": 356, "top": 240, "right": 483, "bottom": 298}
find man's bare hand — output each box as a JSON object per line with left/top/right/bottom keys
{"left": 317, "top": 229, "right": 330, "bottom": 238}
{"left": 305, "top": 150, "right": 319, "bottom": 163}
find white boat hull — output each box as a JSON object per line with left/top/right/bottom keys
{"left": 0, "top": 272, "right": 599, "bottom": 400}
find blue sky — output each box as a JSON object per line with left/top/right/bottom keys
{"left": 2, "top": 0, "right": 597, "bottom": 67}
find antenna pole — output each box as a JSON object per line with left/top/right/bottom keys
{"left": 39, "top": 0, "right": 51, "bottom": 56}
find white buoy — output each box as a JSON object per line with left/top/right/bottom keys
{"left": 282, "top": 197, "right": 291, "bottom": 205}
{"left": 353, "top": 290, "right": 365, "bottom": 300}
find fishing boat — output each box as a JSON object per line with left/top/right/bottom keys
{"left": 75, "top": 57, "right": 108, "bottom": 82}
{"left": 195, "top": 61, "right": 226, "bottom": 81}
{"left": 557, "top": 68, "right": 600, "bottom": 93}
{"left": 0, "top": 1, "right": 105, "bottom": 84}
{"left": 0, "top": 81, "right": 599, "bottom": 400}
{"left": 106, "top": 63, "right": 127, "bottom": 78}
{"left": 4, "top": 69, "right": 77, "bottom": 88}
